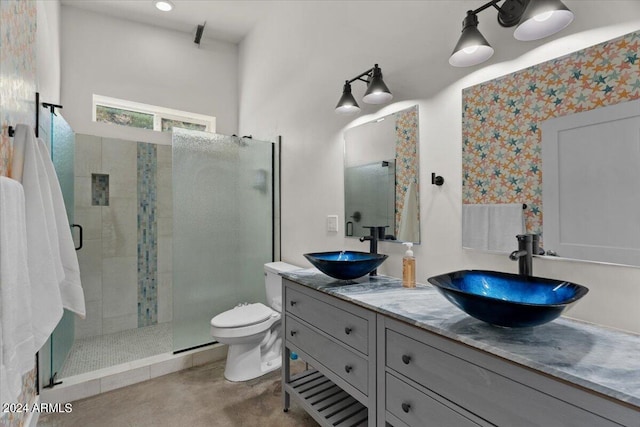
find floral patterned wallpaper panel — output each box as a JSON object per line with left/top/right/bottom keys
{"left": 0, "top": 1, "right": 38, "bottom": 426}
{"left": 394, "top": 105, "right": 420, "bottom": 238}
{"left": 0, "top": 0, "right": 36, "bottom": 177}
{"left": 462, "top": 31, "right": 640, "bottom": 235}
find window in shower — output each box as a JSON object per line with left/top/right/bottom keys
{"left": 93, "top": 94, "right": 215, "bottom": 133}
{"left": 95, "top": 105, "right": 154, "bottom": 130}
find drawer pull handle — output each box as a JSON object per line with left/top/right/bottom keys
{"left": 402, "top": 354, "right": 411, "bottom": 365}
{"left": 344, "top": 327, "right": 352, "bottom": 335}
{"left": 344, "top": 365, "right": 352, "bottom": 373}
{"left": 290, "top": 330, "right": 297, "bottom": 336}
{"left": 402, "top": 403, "right": 411, "bottom": 413}
{"left": 290, "top": 300, "right": 297, "bottom": 306}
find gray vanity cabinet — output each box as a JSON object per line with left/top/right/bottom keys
{"left": 283, "top": 278, "right": 639, "bottom": 427}
{"left": 378, "top": 316, "right": 637, "bottom": 427}
{"left": 282, "top": 279, "right": 377, "bottom": 426}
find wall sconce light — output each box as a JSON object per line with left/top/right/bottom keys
{"left": 450, "top": 0, "right": 574, "bottom": 67}
{"left": 335, "top": 64, "right": 393, "bottom": 115}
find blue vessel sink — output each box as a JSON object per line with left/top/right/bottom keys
{"left": 304, "top": 251, "right": 388, "bottom": 280}
{"left": 427, "top": 270, "right": 589, "bottom": 328}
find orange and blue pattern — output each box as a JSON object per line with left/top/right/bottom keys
{"left": 0, "top": 0, "right": 37, "bottom": 178}
{"left": 395, "top": 105, "right": 420, "bottom": 238}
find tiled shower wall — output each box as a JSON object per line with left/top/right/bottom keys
{"left": 74, "top": 135, "right": 172, "bottom": 339}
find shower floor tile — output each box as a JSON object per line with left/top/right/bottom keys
{"left": 60, "top": 322, "right": 172, "bottom": 378}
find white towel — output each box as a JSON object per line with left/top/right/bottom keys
{"left": 462, "top": 204, "right": 490, "bottom": 250}
{"left": 462, "top": 204, "right": 525, "bottom": 253}
{"left": 0, "top": 177, "right": 36, "bottom": 405}
{"left": 38, "top": 140, "right": 85, "bottom": 318}
{"left": 10, "top": 124, "right": 64, "bottom": 350}
{"left": 397, "top": 182, "right": 420, "bottom": 242}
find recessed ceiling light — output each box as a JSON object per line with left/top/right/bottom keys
{"left": 154, "top": 0, "right": 174, "bottom": 12}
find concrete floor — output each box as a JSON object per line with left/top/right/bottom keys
{"left": 39, "top": 359, "right": 319, "bottom": 427}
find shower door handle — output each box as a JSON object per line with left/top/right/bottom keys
{"left": 72, "top": 224, "right": 83, "bottom": 251}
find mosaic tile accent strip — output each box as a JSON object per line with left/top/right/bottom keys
{"left": 59, "top": 323, "right": 172, "bottom": 378}
{"left": 462, "top": 31, "right": 640, "bottom": 236}
{"left": 91, "top": 173, "right": 109, "bottom": 206}
{"left": 394, "top": 105, "right": 420, "bottom": 238}
{"left": 137, "top": 142, "right": 158, "bottom": 327}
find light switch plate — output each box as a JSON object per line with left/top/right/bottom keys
{"left": 327, "top": 215, "right": 339, "bottom": 232}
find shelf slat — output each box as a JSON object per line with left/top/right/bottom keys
{"left": 285, "top": 369, "right": 368, "bottom": 427}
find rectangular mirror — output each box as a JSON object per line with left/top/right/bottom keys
{"left": 344, "top": 105, "right": 420, "bottom": 243}
{"left": 461, "top": 31, "right": 640, "bottom": 267}
{"left": 541, "top": 99, "right": 640, "bottom": 266}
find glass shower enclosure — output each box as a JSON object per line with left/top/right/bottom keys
{"left": 40, "top": 124, "right": 277, "bottom": 384}
{"left": 172, "top": 129, "right": 276, "bottom": 352}
{"left": 38, "top": 109, "right": 76, "bottom": 389}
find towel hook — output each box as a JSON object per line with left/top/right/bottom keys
{"left": 7, "top": 126, "right": 15, "bottom": 137}
{"left": 431, "top": 173, "right": 444, "bottom": 186}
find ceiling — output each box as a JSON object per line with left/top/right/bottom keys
{"left": 60, "top": 0, "right": 277, "bottom": 44}
{"left": 60, "top": 0, "right": 485, "bottom": 45}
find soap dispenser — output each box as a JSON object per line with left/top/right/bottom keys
{"left": 402, "top": 242, "right": 416, "bottom": 288}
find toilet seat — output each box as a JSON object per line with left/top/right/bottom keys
{"left": 211, "top": 303, "right": 274, "bottom": 328}
{"left": 210, "top": 303, "right": 280, "bottom": 340}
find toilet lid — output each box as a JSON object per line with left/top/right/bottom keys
{"left": 211, "top": 303, "right": 274, "bottom": 328}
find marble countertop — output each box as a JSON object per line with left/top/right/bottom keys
{"left": 281, "top": 269, "right": 640, "bottom": 409}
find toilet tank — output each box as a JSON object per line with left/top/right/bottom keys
{"left": 264, "top": 262, "right": 301, "bottom": 311}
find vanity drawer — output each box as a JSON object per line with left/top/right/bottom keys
{"left": 386, "top": 373, "right": 482, "bottom": 427}
{"left": 286, "top": 315, "right": 368, "bottom": 395}
{"left": 285, "top": 285, "right": 369, "bottom": 355}
{"left": 386, "top": 328, "right": 621, "bottom": 427}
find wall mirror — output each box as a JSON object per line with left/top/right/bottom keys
{"left": 461, "top": 30, "right": 640, "bottom": 267}
{"left": 344, "top": 105, "right": 420, "bottom": 244}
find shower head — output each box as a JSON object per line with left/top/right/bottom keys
{"left": 231, "top": 134, "right": 252, "bottom": 146}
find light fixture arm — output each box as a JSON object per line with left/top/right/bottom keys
{"left": 470, "top": 0, "right": 502, "bottom": 16}
{"left": 346, "top": 65, "right": 379, "bottom": 86}
{"left": 466, "top": 0, "right": 529, "bottom": 28}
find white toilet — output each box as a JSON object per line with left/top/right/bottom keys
{"left": 210, "top": 261, "right": 300, "bottom": 382}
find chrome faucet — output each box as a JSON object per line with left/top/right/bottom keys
{"left": 509, "top": 234, "right": 533, "bottom": 276}
{"left": 360, "top": 226, "right": 386, "bottom": 276}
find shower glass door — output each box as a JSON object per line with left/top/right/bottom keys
{"left": 172, "top": 129, "right": 274, "bottom": 352}
{"left": 38, "top": 111, "right": 76, "bottom": 387}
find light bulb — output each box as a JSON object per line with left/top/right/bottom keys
{"left": 534, "top": 11, "right": 554, "bottom": 22}
{"left": 154, "top": 1, "right": 174, "bottom": 12}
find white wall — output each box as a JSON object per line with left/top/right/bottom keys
{"left": 238, "top": 1, "right": 640, "bottom": 334}
{"left": 37, "top": 0, "right": 61, "bottom": 104}
{"left": 60, "top": 6, "right": 239, "bottom": 144}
